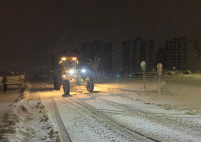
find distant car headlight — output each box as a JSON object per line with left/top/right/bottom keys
{"left": 81, "top": 69, "right": 86, "bottom": 73}
{"left": 69, "top": 69, "right": 74, "bottom": 74}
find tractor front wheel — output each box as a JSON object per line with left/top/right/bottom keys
{"left": 63, "top": 79, "right": 70, "bottom": 94}
{"left": 86, "top": 77, "right": 94, "bottom": 92}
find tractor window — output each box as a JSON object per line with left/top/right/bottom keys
{"left": 63, "top": 60, "right": 73, "bottom": 69}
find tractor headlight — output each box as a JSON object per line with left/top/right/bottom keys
{"left": 81, "top": 69, "right": 86, "bottom": 73}
{"left": 69, "top": 69, "right": 74, "bottom": 74}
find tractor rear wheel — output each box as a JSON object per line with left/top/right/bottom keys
{"left": 3, "top": 84, "right": 7, "bottom": 92}
{"left": 54, "top": 76, "right": 61, "bottom": 90}
{"left": 86, "top": 77, "right": 94, "bottom": 92}
{"left": 63, "top": 79, "right": 70, "bottom": 94}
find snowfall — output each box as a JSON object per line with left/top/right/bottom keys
{"left": 1, "top": 73, "right": 201, "bottom": 142}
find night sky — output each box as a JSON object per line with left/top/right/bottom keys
{"left": 1, "top": 0, "right": 201, "bottom": 72}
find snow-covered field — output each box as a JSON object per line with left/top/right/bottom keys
{"left": 1, "top": 76, "right": 201, "bottom": 142}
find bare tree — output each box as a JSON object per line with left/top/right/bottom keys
{"left": 89, "top": 56, "right": 101, "bottom": 75}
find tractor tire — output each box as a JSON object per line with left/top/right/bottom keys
{"left": 86, "top": 77, "right": 94, "bottom": 92}
{"left": 54, "top": 76, "right": 61, "bottom": 90}
{"left": 4, "top": 84, "right": 7, "bottom": 92}
{"left": 63, "top": 79, "right": 70, "bottom": 94}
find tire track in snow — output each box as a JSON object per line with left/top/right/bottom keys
{"left": 97, "top": 98, "right": 201, "bottom": 141}
{"left": 62, "top": 98, "right": 158, "bottom": 142}
{"left": 51, "top": 99, "right": 72, "bottom": 142}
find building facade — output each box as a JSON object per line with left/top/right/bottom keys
{"left": 164, "top": 38, "right": 200, "bottom": 71}
{"left": 122, "top": 38, "right": 155, "bottom": 74}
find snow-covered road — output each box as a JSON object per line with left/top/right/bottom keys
{"left": 1, "top": 80, "right": 201, "bottom": 142}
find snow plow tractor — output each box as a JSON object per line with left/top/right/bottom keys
{"left": 54, "top": 56, "right": 94, "bottom": 94}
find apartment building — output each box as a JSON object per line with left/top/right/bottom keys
{"left": 164, "top": 38, "right": 200, "bottom": 71}
{"left": 122, "top": 38, "right": 155, "bottom": 74}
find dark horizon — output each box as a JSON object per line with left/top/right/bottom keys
{"left": 1, "top": 0, "right": 201, "bottom": 72}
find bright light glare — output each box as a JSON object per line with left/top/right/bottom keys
{"left": 63, "top": 75, "right": 66, "bottom": 78}
{"left": 70, "top": 69, "right": 74, "bottom": 74}
{"left": 61, "top": 57, "right": 66, "bottom": 61}
{"left": 81, "top": 69, "right": 86, "bottom": 73}
{"left": 72, "top": 57, "right": 77, "bottom": 61}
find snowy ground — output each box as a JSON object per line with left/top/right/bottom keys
{"left": 0, "top": 84, "right": 60, "bottom": 142}
{"left": 1, "top": 76, "right": 201, "bottom": 142}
